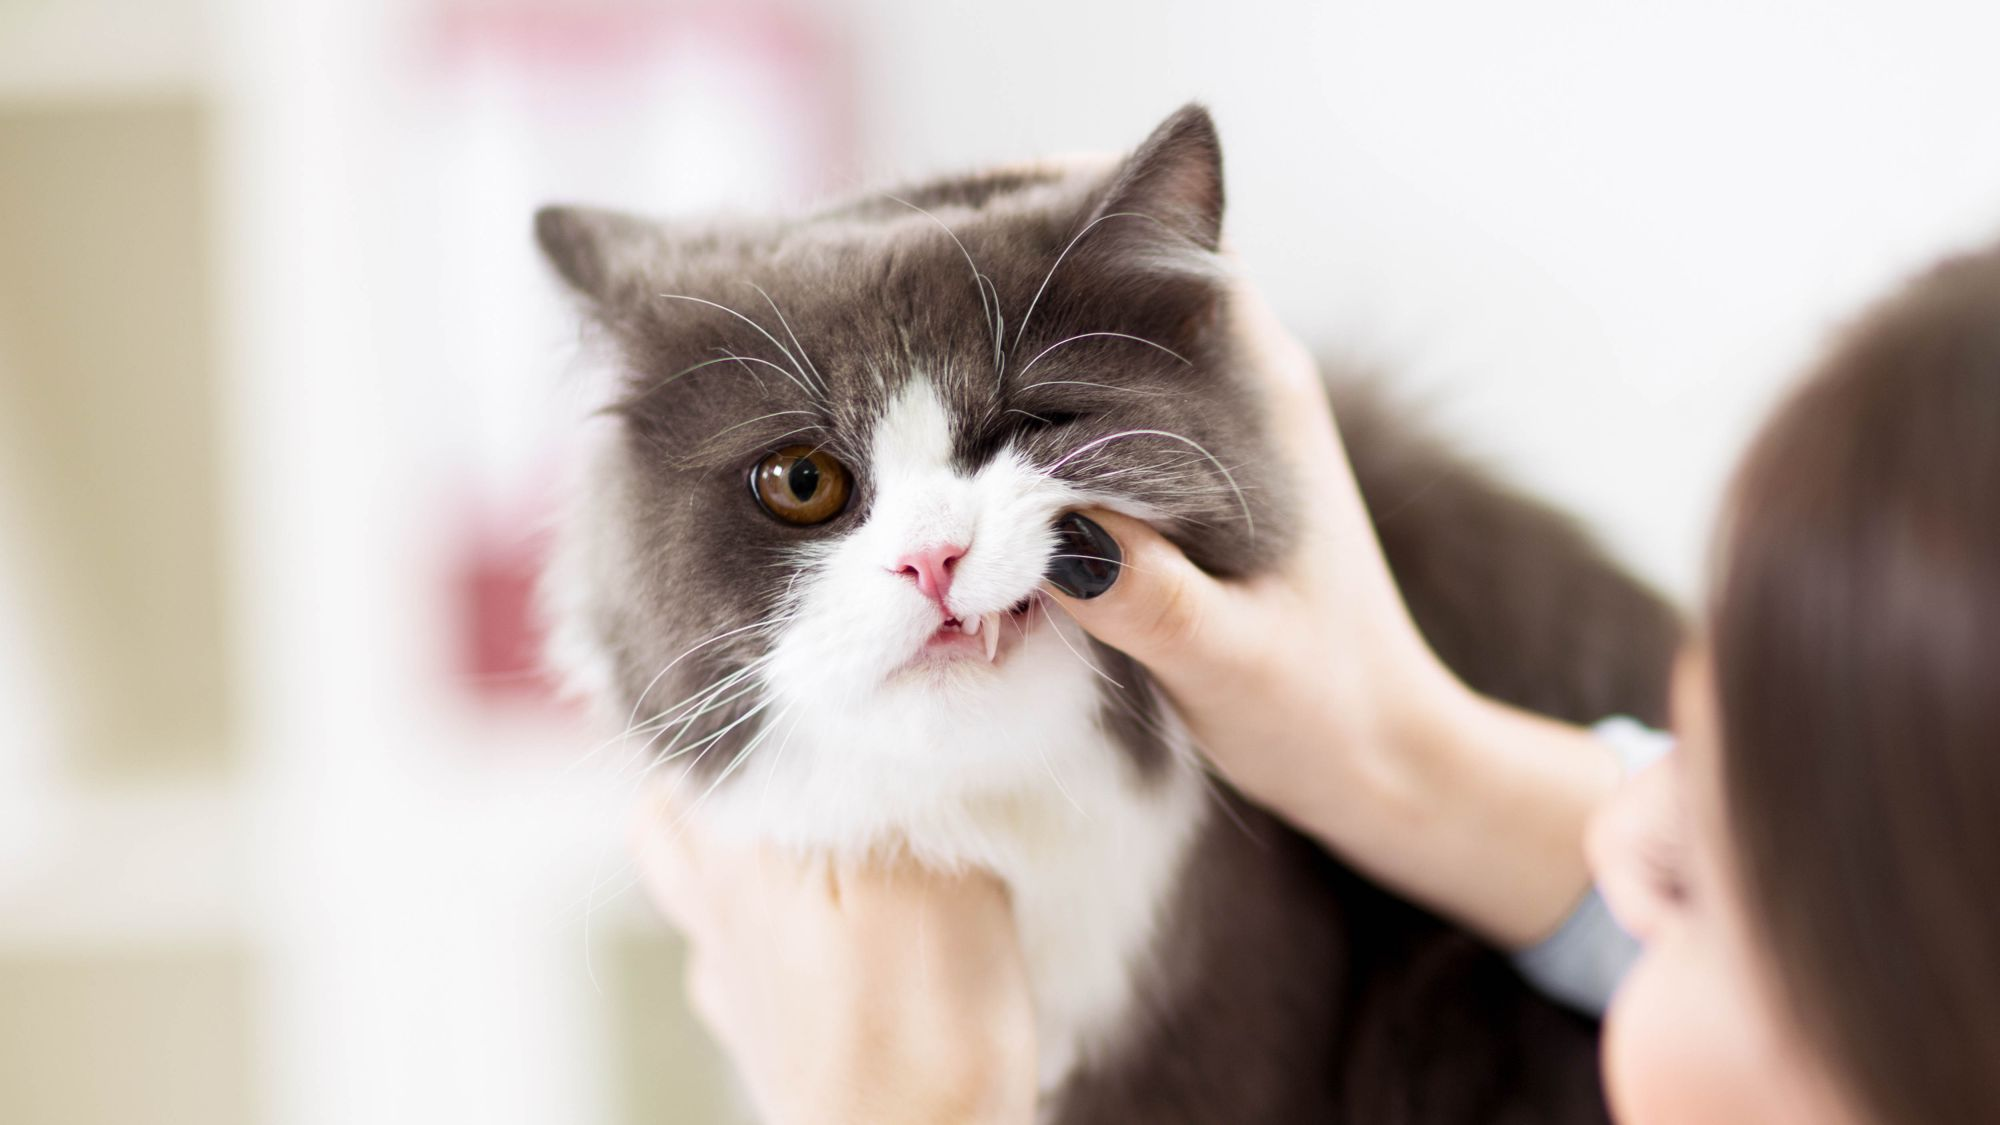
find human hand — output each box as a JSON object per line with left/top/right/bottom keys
{"left": 1588, "top": 649, "right": 1698, "bottom": 944}
{"left": 1042, "top": 274, "right": 1463, "bottom": 843}
{"left": 632, "top": 794, "right": 1038, "bottom": 1125}
{"left": 1587, "top": 752, "right": 1686, "bottom": 944}
{"left": 1042, "top": 275, "right": 1618, "bottom": 947}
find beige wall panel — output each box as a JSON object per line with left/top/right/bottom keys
{"left": 0, "top": 945, "right": 256, "bottom": 1124}
{"left": 609, "top": 928, "right": 750, "bottom": 1125}
{"left": 0, "top": 99, "right": 230, "bottom": 777}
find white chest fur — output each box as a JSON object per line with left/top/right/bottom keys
{"left": 984, "top": 750, "right": 1208, "bottom": 1087}
{"left": 701, "top": 692, "right": 1211, "bottom": 1092}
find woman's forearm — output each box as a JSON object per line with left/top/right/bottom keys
{"left": 1290, "top": 668, "right": 1622, "bottom": 951}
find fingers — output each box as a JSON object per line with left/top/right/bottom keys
{"left": 631, "top": 792, "right": 1011, "bottom": 942}
{"left": 629, "top": 792, "right": 1038, "bottom": 1124}
{"left": 1040, "top": 508, "right": 1245, "bottom": 679}
{"left": 1226, "top": 274, "right": 1323, "bottom": 406}
{"left": 1587, "top": 756, "right": 1683, "bottom": 943}
{"left": 683, "top": 950, "right": 730, "bottom": 1041}
{"left": 1224, "top": 278, "right": 1355, "bottom": 498}
{"left": 631, "top": 790, "right": 707, "bottom": 932}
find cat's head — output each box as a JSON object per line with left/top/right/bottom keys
{"left": 538, "top": 105, "right": 1294, "bottom": 826}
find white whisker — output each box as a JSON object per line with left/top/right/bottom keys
{"left": 615, "top": 675, "right": 771, "bottom": 784}
{"left": 1048, "top": 428, "right": 1254, "bottom": 539}
{"left": 713, "top": 351, "right": 810, "bottom": 395}
{"left": 568, "top": 621, "right": 785, "bottom": 779}
{"left": 757, "top": 705, "right": 810, "bottom": 817}
{"left": 1017, "top": 378, "right": 1170, "bottom": 398}
{"left": 745, "top": 281, "right": 827, "bottom": 393}
{"left": 582, "top": 689, "right": 778, "bottom": 990}
{"left": 885, "top": 194, "right": 1005, "bottom": 376}
{"left": 1045, "top": 553, "right": 1168, "bottom": 582}
{"left": 1017, "top": 332, "right": 1190, "bottom": 379}
{"left": 697, "top": 409, "right": 824, "bottom": 448}
{"left": 615, "top": 617, "right": 787, "bottom": 740}
{"left": 655, "top": 292, "right": 814, "bottom": 396}
{"left": 595, "top": 657, "right": 772, "bottom": 763}
{"left": 632, "top": 353, "right": 767, "bottom": 398}
{"left": 1011, "top": 211, "right": 1161, "bottom": 354}
{"left": 1036, "top": 738, "right": 1088, "bottom": 819}
{"left": 672, "top": 700, "right": 794, "bottom": 832}
{"left": 1033, "top": 590, "right": 1125, "bottom": 689}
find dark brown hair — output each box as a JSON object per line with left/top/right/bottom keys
{"left": 1713, "top": 243, "right": 2000, "bottom": 1123}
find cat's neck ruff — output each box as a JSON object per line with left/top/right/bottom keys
{"left": 699, "top": 673, "right": 1211, "bottom": 1092}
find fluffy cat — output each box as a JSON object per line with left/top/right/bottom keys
{"left": 536, "top": 105, "right": 1679, "bottom": 1123}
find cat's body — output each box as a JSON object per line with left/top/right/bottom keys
{"left": 1046, "top": 378, "right": 1678, "bottom": 1123}
{"left": 538, "top": 106, "right": 1678, "bottom": 1123}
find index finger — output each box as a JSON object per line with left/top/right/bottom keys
{"left": 1040, "top": 507, "right": 1252, "bottom": 685}
{"left": 1224, "top": 276, "right": 1344, "bottom": 471}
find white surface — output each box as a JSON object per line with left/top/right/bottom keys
{"left": 0, "top": 476, "right": 56, "bottom": 878}
{"left": 0, "top": 0, "right": 209, "bottom": 100}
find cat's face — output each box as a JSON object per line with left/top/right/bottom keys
{"left": 539, "top": 107, "right": 1291, "bottom": 823}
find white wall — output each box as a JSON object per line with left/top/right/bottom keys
{"left": 850, "top": 0, "right": 2000, "bottom": 601}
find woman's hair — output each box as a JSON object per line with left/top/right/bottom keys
{"left": 1712, "top": 242, "right": 2000, "bottom": 1123}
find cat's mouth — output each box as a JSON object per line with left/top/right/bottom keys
{"left": 921, "top": 596, "right": 1037, "bottom": 665}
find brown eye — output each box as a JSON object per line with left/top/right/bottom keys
{"left": 751, "top": 445, "right": 851, "bottom": 525}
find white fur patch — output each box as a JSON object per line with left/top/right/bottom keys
{"left": 684, "top": 377, "right": 1211, "bottom": 1088}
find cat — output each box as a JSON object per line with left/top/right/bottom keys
{"left": 535, "top": 104, "right": 1679, "bottom": 1123}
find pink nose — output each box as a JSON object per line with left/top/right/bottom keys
{"left": 892, "top": 542, "right": 967, "bottom": 607}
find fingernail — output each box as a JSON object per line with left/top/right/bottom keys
{"left": 1046, "top": 512, "right": 1122, "bottom": 599}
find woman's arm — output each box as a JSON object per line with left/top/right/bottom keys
{"left": 1044, "top": 279, "right": 1622, "bottom": 949}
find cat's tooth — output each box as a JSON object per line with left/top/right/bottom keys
{"left": 983, "top": 613, "right": 1001, "bottom": 661}
{"left": 963, "top": 614, "right": 981, "bottom": 637}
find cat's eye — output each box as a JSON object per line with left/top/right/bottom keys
{"left": 750, "top": 445, "right": 852, "bottom": 526}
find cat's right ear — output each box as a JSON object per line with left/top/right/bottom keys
{"left": 1095, "top": 104, "right": 1226, "bottom": 255}
{"left": 534, "top": 205, "right": 664, "bottom": 308}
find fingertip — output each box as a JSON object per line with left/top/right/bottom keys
{"left": 1042, "top": 509, "right": 1219, "bottom": 663}
{"left": 1056, "top": 510, "right": 1192, "bottom": 600}
{"left": 633, "top": 818, "right": 700, "bottom": 930}
{"left": 629, "top": 785, "right": 677, "bottom": 857}
{"left": 1041, "top": 508, "right": 1165, "bottom": 606}
{"left": 1043, "top": 509, "right": 1130, "bottom": 601}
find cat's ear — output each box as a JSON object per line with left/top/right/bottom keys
{"left": 1088, "top": 104, "right": 1227, "bottom": 262}
{"left": 534, "top": 204, "right": 666, "bottom": 308}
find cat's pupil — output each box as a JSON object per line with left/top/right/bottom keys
{"left": 786, "top": 458, "right": 820, "bottom": 501}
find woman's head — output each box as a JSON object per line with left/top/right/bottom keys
{"left": 1597, "top": 244, "right": 2000, "bottom": 1124}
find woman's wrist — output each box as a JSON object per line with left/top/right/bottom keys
{"left": 801, "top": 1054, "right": 1033, "bottom": 1125}
{"left": 1282, "top": 646, "right": 1477, "bottom": 850}
{"left": 1289, "top": 657, "right": 1618, "bottom": 949}
{"left": 823, "top": 1007, "right": 1036, "bottom": 1125}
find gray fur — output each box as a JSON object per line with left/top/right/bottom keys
{"left": 538, "top": 104, "right": 1678, "bottom": 1123}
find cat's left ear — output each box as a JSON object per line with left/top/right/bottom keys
{"left": 534, "top": 204, "right": 670, "bottom": 313}
{"left": 1084, "top": 104, "right": 1227, "bottom": 270}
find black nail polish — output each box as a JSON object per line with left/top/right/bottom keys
{"left": 1046, "top": 512, "right": 1122, "bottom": 599}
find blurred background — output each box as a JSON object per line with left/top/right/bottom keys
{"left": 3, "top": 1, "right": 1998, "bottom": 1121}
